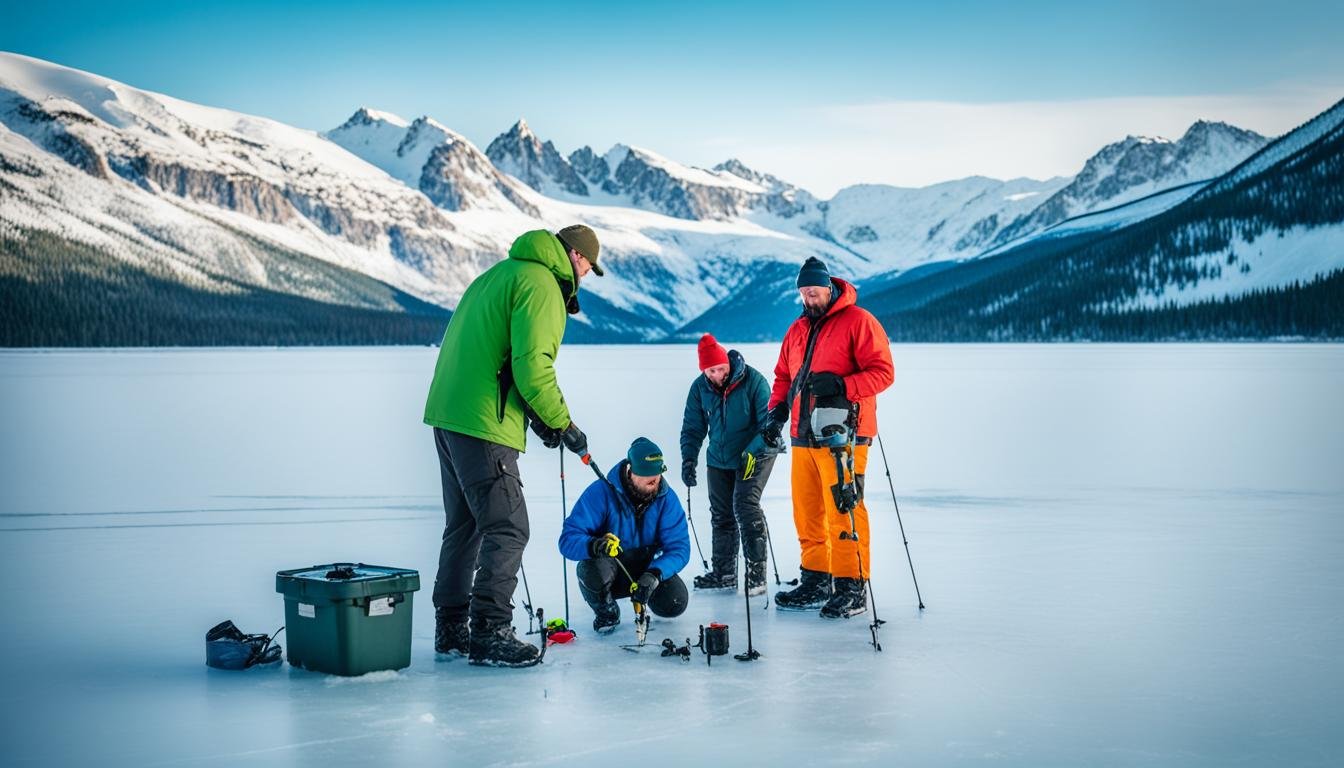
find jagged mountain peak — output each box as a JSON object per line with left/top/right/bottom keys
{"left": 337, "top": 107, "right": 410, "bottom": 130}
{"left": 1181, "top": 119, "right": 1262, "bottom": 141}
{"left": 508, "top": 117, "right": 536, "bottom": 137}
{"left": 484, "top": 118, "right": 587, "bottom": 197}
{"left": 988, "top": 118, "right": 1270, "bottom": 247}
{"left": 404, "top": 115, "right": 456, "bottom": 139}
{"left": 714, "top": 157, "right": 773, "bottom": 185}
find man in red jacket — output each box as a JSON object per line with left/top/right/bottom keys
{"left": 761, "top": 257, "right": 894, "bottom": 618}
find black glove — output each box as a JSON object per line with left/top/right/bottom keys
{"left": 529, "top": 417, "right": 563, "bottom": 450}
{"left": 768, "top": 402, "right": 789, "bottom": 424}
{"left": 681, "top": 459, "right": 697, "bottom": 487}
{"left": 809, "top": 372, "right": 846, "bottom": 398}
{"left": 561, "top": 422, "right": 588, "bottom": 456}
{"left": 761, "top": 417, "right": 785, "bottom": 449}
{"left": 631, "top": 570, "right": 660, "bottom": 605}
{"left": 588, "top": 533, "right": 621, "bottom": 558}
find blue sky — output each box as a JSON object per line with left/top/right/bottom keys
{"left": 5, "top": 0, "right": 1342, "bottom": 195}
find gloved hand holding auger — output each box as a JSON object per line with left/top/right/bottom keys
{"left": 561, "top": 423, "right": 588, "bottom": 456}
{"left": 631, "top": 571, "right": 660, "bottom": 605}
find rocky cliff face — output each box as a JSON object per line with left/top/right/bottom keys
{"left": 485, "top": 119, "right": 588, "bottom": 197}
{"left": 420, "top": 139, "right": 540, "bottom": 217}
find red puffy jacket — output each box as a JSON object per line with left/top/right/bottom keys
{"left": 767, "top": 277, "right": 894, "bottom": 442}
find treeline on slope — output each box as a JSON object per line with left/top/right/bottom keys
{"left": 1, "top": 227, "right": 453, "bottom": 346}
{"left": 869, "top": 122, "right": 1344, "bottom": 341}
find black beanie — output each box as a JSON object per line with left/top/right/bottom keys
{"left": 797, "top": 257, "right": 831, "bottom": 289}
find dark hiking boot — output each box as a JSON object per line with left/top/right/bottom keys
{"left": 468, "top": 622, "right": 541, "bottom": 667}
{"left": 434, "top": 607, "right": 469, "bottom": 656}
{"left": 592, "top": 602, "right": 620, "bottom": 634}
{"left": 775, "top": 567, "right": 832, "bottom": 611}
{"left": 745, "top": 560, "right": 767, "bottom": 598}
{"left": 820, "top": 577, "right": 868, "bottom": 619}
{"left": 693, "top": 568, "right": 737, "bottom": 591}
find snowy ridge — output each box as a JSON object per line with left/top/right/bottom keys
{"left": 3, "top": 51, "right": 1330, "bottom": 343}
{"left": 975, "top": 180, "right": 1210, "bottom": 260}
{"left": 1193, "top": 97, "right": 1344, "bottom": 200}
{"left": 821, "top": 176, "right": 1072, "bottom": 271}
{"left": 990, "top": 121, "right": 1269, "bottom": 245}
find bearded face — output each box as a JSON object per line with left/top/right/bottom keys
{"left": 623, "top": 466, "right": 660, "bottom": 504}
{"left": 800, "top": 286, "right": 832, "bottom": 317}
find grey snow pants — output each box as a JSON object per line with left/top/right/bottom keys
{"left": 705, "top": 455, "right": 776, "bottom": 573}
{"left": 431, "top": 428, "right": 528, "bottom": 626}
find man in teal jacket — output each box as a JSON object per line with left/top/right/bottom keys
{"left": 424, "top": 224, "right": 602, "bottom": 667}
{"left": 680, "top": 334, "right": 777, "bottom": 596}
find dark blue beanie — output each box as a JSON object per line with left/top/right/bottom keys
{"left": 627, "top": 437, "right": 667, "bottom": 476}
{"left": 797, "top": 257, "right": 831, "bottom": 289}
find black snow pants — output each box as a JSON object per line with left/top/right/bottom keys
{"left": 431, "top": 428, "right": 528, "bottom": 627}
{"left": 706, "top": 455, "right": 776, "bottom": 573}
{"left": 576, "top": 554, "right": 689, "bottom": 618}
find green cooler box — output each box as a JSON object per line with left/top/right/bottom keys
{"left": 275, "top": 563, "right": 420, "bottom": 676}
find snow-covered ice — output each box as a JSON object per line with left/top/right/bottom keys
{"left": 1, "top": 344, "right": 1341, "bottom": 766}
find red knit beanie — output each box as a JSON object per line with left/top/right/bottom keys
{"left": 697, "top": 333, "right": 729, "bottom": 371}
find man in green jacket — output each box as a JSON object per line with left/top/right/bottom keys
{"left": 424, "top": 224, "right": 602, "bottom": 667}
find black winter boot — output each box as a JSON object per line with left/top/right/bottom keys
{"left": 468, "top": 621, "right": 541, "bottom": 667}
{"left": 775, "top": 567, "right": 832, "bottom": 611}
{"left": 435, "top": 607, "right": 469, "bottom": 656}
{"left": 819, "top": 577, "right": 868, "bottom": 619}
{"left": 744, "top": 560, "right": 767, "bottom": 597}
{"left": 693, "top": 567, "right": 737, "bottom": 591}
{"left": 592, "top": 601, "right": 620, "bottom": 634}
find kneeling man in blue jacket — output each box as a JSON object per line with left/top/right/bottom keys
{"left": 559, "top": 437, "right": 691, "bottom": 633}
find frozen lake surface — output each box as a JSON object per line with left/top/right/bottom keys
{"left": 1, "top": 344, "right": 1341, "bottom": 766}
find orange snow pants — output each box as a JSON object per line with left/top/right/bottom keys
{"left": 791, "top": 444, "right": 870, "bottom": 579}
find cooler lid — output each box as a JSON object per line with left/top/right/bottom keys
{"left": 276, "top": 563, "right": 420, "bottom": 600}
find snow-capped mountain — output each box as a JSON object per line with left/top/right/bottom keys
{"left": 326, "top": 110, "right": 539, "bottom": 215}
{"left": 816, "top": 122, "right": 1267, "bottom": 273}
{"left": 860, "top": 98, "right": 1344, "bottom": 341}
{"left": 992, "top": 121, "right": 1268, "bottom": 245}
{"left": 0, "top": 53, "right": 508, "bottom": 311}
{"left": 4, "top": 51, "right": 1329, "bottom": 346}
{"left": 819, "top": 175, "right": 1072, "bottom": 268}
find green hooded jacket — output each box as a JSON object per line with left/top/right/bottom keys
{"left": 423, "top": 230, "right": 575, "bottom": 451}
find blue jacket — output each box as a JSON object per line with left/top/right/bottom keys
{"left": 680, "top": 349, "right": 772, "bottom": 470}
{"left": 558, "top": 461, "right": 691, "bottom": 578}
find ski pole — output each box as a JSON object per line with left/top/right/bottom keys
{"left": 687, "top": 489, "right": 709, "bottom": 572}
{"left": 580, "top": 452, "right": 610, "bottom": 487}
{"left": 834, "top": 443, "right": 884, "bottom": 652}
{"left": 560, "top": 450, "right": 571, "bottom": 625}
{"left": 735, "top": 545, "right": 761, "bottom": 662}
{"left": 876, "top": 433, "right": 925, "bottom": 611}
{"left": 763, "top": 516, "right": 796, "bottom": 586}
{"left": 520, "top": 561, "right": 538, "bottom": 635}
